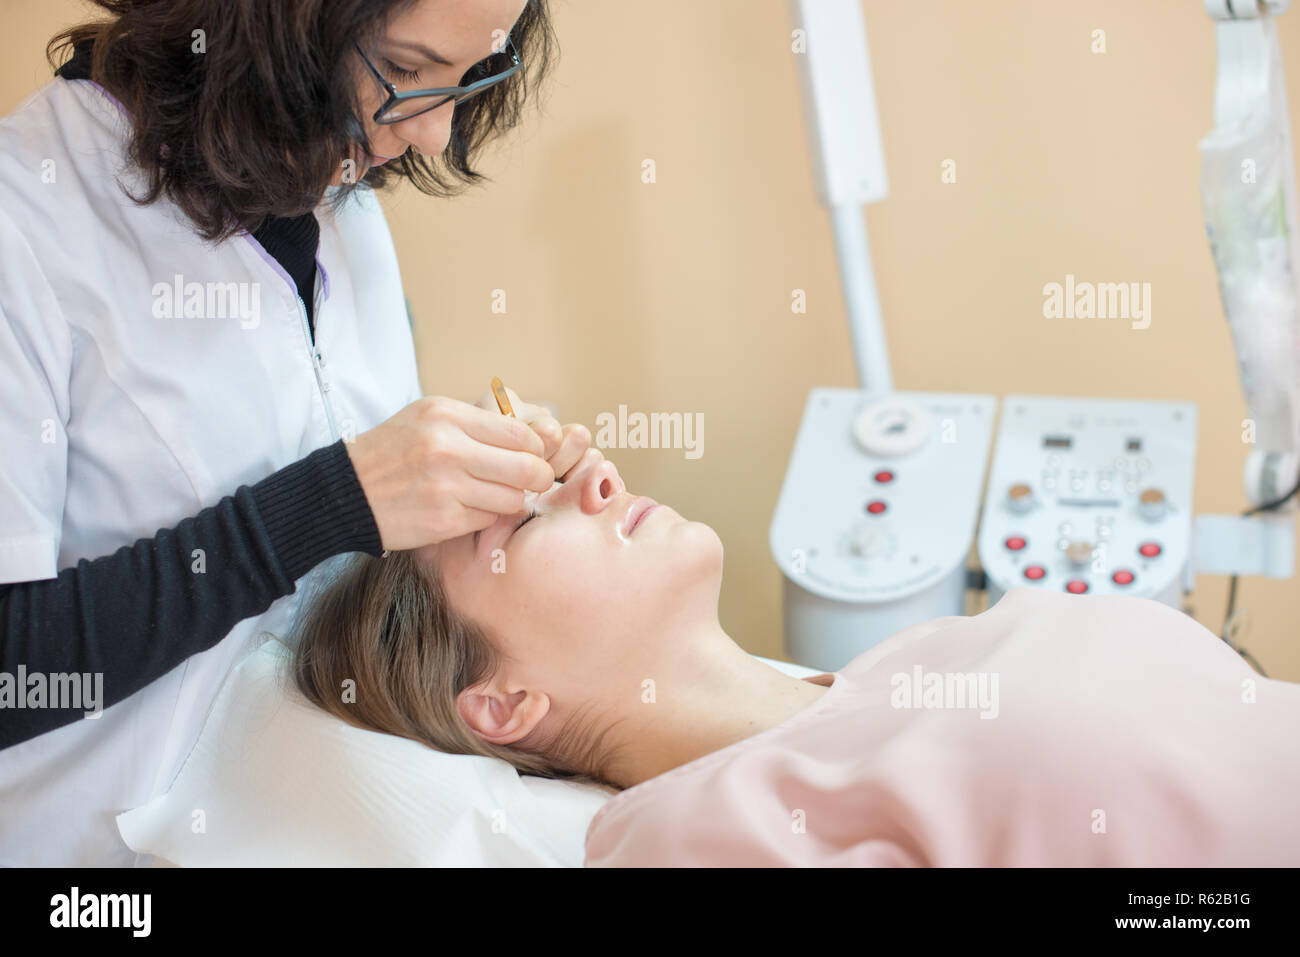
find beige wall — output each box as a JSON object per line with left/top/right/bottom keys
{"left": 5, "top": 0, "right": 1298, "bottom": 680}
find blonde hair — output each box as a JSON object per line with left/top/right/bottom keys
{"left": 290, "top": 550, "right": 623, "bottom": 789}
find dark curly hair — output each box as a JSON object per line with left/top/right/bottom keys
{"left": 47, "top": 0, "right": 558, "bottom": 241}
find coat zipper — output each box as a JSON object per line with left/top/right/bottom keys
{"left": 297, "top": 272, "right": 339, "bottom": 441}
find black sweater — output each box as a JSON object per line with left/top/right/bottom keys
{"left": 0, "top": 49, "right": 385, "bottom": 749}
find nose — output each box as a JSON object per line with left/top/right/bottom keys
{"left": 571, "top": 453, "right": 625, "bottom": 516}
{"left": 390, "top": 101, "right": 454, "bottom": 158}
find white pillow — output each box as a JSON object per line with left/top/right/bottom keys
{"left": 117, "top": 637, "right": 818, "bottom": 867}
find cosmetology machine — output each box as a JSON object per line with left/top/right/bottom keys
{"left": 771, "top": 0, "right": 1300, "bottom": 671}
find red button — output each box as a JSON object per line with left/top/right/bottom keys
{"left": 1023, "top": 565, "right": 1046, "bottom": 580}
{"left": 866, "top": 500, "right": 887, "bottom": 515}
{"left": 1112, "top": 570, "right": 1134, "bottom": 586}
{"left": 1066, "top": 579, "right": 1089, "bottom": 594}
{"left": 1004, "top": 535, "right": 1027, "bottom": 551}
{"left": 874, "top": 470, "right": 894, "bottom": 484}
{"left": 1138, "top": 542, "right": 1162, "bottom": 558}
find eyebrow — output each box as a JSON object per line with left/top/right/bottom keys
{"left": 386, "top": 39, "right": 456, "bottom": 67}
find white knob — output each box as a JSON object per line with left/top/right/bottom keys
{"left": 847, "top": 524, "right": 888, "bottom": 557}
{"left": 1007, "top": 483, "right": 1034, "bottom": 514}
{"left": 852, "top": 398, "right": 932, "bottom": 458}
{"left": 1065, "top": 541, "right": 1094, "bottom": 568}
{"left": 1138, "top": 487, "right": 1167, "bottom": 522}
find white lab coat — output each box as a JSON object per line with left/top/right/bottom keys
{"left": 0, "top": 78, "right": 422, "bottom": 864}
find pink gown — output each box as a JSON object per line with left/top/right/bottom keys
{"left": 584, "top": 586, "right": 1300, "bottom": 867}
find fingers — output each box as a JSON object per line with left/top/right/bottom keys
{"left": 468, "top": 386, "right": 564, "bottom": 459}
{"left": 527, "top": 415, "right": 563, "bottom": 461}
{"left": 462, "top": 441, "right": 555, "bottom": 494}
{"left": 457, "top": 478, "right": 540, "bottom": 520}
{"left": 492, "top": 387, "right": 563, "bottom": 459}
{"left": 550, "top": 423, "right": 594, "bottom": 481}
{"left": 472, "top": 386, "right": 505, "bottom": 413}
{"left": 458, "top": 390, "right": 594, "bottom": 485}
{"left": 448, "top": 397, "right": 546, "bottom": 457}
{"left": 472, "top": 384, "right": 543, "bottom": 421}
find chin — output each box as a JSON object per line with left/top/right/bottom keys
{"left": 636, "top": 521, "right": 723, "bottom": 624}
{"left": 672, "top": 520, "right": 725, "bottom": 579}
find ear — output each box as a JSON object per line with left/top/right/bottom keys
{"left": 456, "top": 680, "right": 551, "bottom": 746}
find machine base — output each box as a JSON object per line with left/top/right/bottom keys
{"left": 782, "top": 563, "right": 968, "bottom": 672}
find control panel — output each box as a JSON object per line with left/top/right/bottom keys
{"left": 977, "top": 396, "right": 1198, "bottom": 605}
{"left": 771, "top": 389, "right": 996, "bottom": 668}
{"left": 772, "top": 389, "right": 996, "bottom": 604}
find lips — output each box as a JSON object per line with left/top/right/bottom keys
{"left": 622, "top": 497, "right": 659, "bottom": 537}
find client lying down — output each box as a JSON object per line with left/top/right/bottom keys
{"left": 290, "top": 449, "right": 1300, "bottom": 866}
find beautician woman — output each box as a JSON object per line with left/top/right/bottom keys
{"left": 0, "top": 0, "right": 584, "bottom": 866}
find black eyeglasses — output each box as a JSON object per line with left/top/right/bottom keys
{"left": 356, "top": 36, "right": 522, "bottom": 124}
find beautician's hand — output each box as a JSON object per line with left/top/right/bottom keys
{"left": 345, "top": 395, "right": 555, "bottom": 550}
{"left": 473, "top": 385, "right": 594, "bottom": 481}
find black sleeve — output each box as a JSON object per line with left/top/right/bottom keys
{"left": 0, "top": 439, "right": 382, "bottom": 750}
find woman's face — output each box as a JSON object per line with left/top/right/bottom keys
{"left": 332, "top": 0, "right": 529, "bottom": 185}
{"left": 420, "top": 452, "right": 725, "bottom": 700}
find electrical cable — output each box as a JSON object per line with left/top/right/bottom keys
{"left": 1218, "top": 466, "right": 1300, "bottom": 676}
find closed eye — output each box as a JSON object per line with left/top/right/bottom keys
{"left": 383, "top": 58, "right": 423, "bottom": 84}
{"left": 512, "top": 509, "right": 540, "bottom": 537}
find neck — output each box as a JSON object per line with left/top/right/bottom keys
{"left": 593, "top": 622, "right": 829, "bottom": 790}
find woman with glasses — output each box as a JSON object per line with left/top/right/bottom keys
{"left": 0, "top": 0, "right": 587, "bottom": 867}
